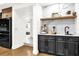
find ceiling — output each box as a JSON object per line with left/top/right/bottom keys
{"left": 0, "top": 3, "right": 55, "bottom": 9}
{"left": 0, "top": 3, "right": 33, "bottom": 10}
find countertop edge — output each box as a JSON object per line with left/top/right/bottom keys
{"left": 38, "top": 34, "right": 79, "bottom": 37}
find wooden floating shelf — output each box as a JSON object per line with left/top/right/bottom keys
{"left": 41, "top": 15, "right": 77, "bottom": 20}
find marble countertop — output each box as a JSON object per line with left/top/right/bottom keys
{"left": 38, "top": 34, "right": 79, "bottom": 37}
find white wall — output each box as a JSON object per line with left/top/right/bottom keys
{"left": 12, "top": 8, "right": 25, "bottom": 49}
{"left": 43, "top": 4, "right": 60, "bottom": 17}
{"left": 12, "top": 4, "right": 33, "bottom": 49}
{"left": 43, "top": 3, "right": 75, "bottom": 17}
{"left": 75, "top": 4, "right": 79, "bottom": 35}
{"left": 13, "top": 6, "right": 33, "bottom": 45}
{"left": 59, "top": 3, "right": 75, "bottom": 16}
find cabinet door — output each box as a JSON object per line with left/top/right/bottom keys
{"left": 65, "top": 37, "right": 79, "bottom": 56}
{"left": 2, "top": 7, "right": 12, "bottom": 18}
{"left": 56, "top": 37, "right": 65, "bottom": 56}
{"left": 48, "top": 37, "right": 56, "bottom": 54}
{"left": 67, "top": 42, "right": 78, "bottom": 56}
{"left": 38, "top": 36, "right": 48, "bottom": 52}
{"left": 38, "top": 39, "right": 46, "bottom": 52}
{"left": 56, "top": 41, "right": 65, "bottom": 55}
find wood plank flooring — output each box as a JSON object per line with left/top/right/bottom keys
{"left": 0, "top": 45, "right": 51, "bottom": 56}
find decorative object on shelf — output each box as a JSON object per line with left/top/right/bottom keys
{"left": 66, "top": 11, "right": 71, "bottom": 15}
{"left": 72, "top": 11, "right": 76, "bottom": 16}
{"left": 52, "top": 13, "right": 60, "bottom": 17}
{"left": 66, "top": 10, "right": 77, "bottom": 16}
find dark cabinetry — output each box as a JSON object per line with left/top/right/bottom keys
{"left": 48, "top": 37, "right": 56, "bottom": 54}
{"left": 0, "top": 18, "right": 12, "bottom": 48}
{"left": 56, "top": 37, "right": 65, "bottom": 55}
{"left": 38, "top": 36, "right": 48, "bottom": 52}
{"left": 38, "top": 35, "right": 56, "bottom": 54}
{"left": 38, "top": 35, "right": 79, "bottom": 56}
{"left": 67, "top": 42, "right": 78, "bottom": 56}
{"left": 56, "top": 37, "right": 79, "bottom": 56}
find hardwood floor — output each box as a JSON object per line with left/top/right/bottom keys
{"left": 0, "top": 45, "right": 51, "bottom": 56}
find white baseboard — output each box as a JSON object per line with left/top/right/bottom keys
{"left": 12, "top": 43, "right": 24, "bottom": 50}
{"left": 24, "top": 43, "right": 33, "bottom": 47}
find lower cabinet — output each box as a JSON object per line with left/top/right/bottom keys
{"left": 56, "top": 41, "right": 79, "bottom": 56}
{"left": 56, "top": 37, "right": 66, "bottom": 56}
{"left": 38, "top": 35, "right": 79, "bottom": 56}
{"left": 56, "top": 41, "right": 65, "bottom": 55}
{"left": 38, "top": 35, "right": 56, "bottom": 54}
{"left": 65, "top": 37, "right": 79, "bottom": 56}
{"left": 66, "top": 42, "right": 78, "bottom": 56}
{"left": 38, "top": 39, "right": 46, "bottom": 52}
{"left": 48, "top": 37, "right": 56, "bottom": 54}
{"left": 38, "top": 35, "right": 48, "bottom": 52}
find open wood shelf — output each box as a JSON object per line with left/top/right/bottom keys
{"left": 41, "top": 15, "right": 77, "bottom": 20}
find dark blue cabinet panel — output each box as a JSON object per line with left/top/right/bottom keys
{"left": 38, "top": 35, "right": 79, "bottom": 56}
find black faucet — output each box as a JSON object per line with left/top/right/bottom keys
{"left": 64, "top": 26, "right": 69, "bottom": 35}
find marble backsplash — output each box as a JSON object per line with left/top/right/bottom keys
{"left": 41, "top": 19, "right": 76, "bottom": 35}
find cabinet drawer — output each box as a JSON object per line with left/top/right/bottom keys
{"left": 38, "top": 35, "right": 49, "bottom": 39}
{"left": 56, "top": 36, "right": 65, "bottom": 41}
{"left": 38, "top": 35, "right": 56, "bottom": 40}
{"left": 48, "top": 36, "right": 56, "bottom": 40}
{"left": 38, "top": 39, "right": 46, "bottom": 52}
{"left": 67, "top": 37, "right": 79, "bottom": 42}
